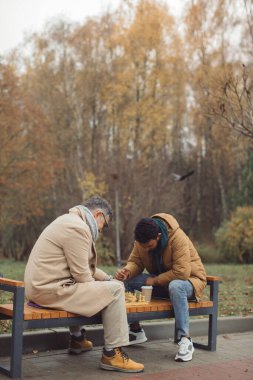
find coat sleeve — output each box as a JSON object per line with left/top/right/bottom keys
{"left": 124, "top": 242, "right": 145, "bottom": 278}
{"left": 153, "top": 231, "right": 191, "bottom": 286}
{"left": 62, "top": 225, "right": 94, "bottom": 283}
{"left": 94, "top": 268, "right": 110, "bottom": 281}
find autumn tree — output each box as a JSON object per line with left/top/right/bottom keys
{"left": 0, "top": 62, "right": 60, "bottom": 258}
{"left": 181, "top": 0, "right": 249, "bottom": 239}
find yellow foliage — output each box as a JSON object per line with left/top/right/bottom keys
{"left": 78, "top": 171, "right": 108, "bottom": 201}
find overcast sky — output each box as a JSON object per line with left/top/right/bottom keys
{"left": 0, "top": 0, "right": 184, "bottom": 55}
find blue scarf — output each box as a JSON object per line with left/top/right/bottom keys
{"left": 150, "top": 217, "right": 168, "bottom": 274}
{"left": 77, "top": 205, "right": 99, "bottom": 242}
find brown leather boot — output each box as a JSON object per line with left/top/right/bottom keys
{"left": 68, "top": 328, "right": 93, "bottom": 354}
{"left": 100, "top": 347, "right": 144, "bottom": 372}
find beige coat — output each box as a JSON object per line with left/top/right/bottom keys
{"left": 24, "top": 207, "right": 114, "bottom": 317}
{"left": 124, "top": 213, "right": 207, "bottom": 300}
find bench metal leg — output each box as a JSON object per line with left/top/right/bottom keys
{"left": 207, "top": 313, "right": 217, "bottom": 351}
{"left": 173, "top": 313, "right": 217, "bottom": 351}
{"left": 10, "top": 287, "right": 24, "bottom": 378}
{"left": 207, "top": 280, "right": 219, "bottom": 351}
{"left": 0, "top": 287, "right": 24, "bottom": 378}
{"left": 193, "top": 312, "right": 217, "bottom": 351}
{"left": 194, "top": 281, "right": 219, "bottom": 351}
{"left": 5, "top": 288, "right": 24, "bottom": 379}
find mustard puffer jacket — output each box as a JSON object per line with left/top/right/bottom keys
{"left": 125, "top": 213, "right": 207, "bottom": 300}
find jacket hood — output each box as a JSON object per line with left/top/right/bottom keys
{"left": 152, "top": 213, "right": 179, "bottom": 233}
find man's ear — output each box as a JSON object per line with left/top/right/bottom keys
{"left": 157, "top": 233, "right": 162, "bottom": 241}
{"left": 93, "top": 210, "right": 100, "bottom": 219}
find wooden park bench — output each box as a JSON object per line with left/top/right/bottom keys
{"left": 0, "top": 275, "right": 221, "bottom": 378}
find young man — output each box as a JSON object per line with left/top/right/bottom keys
{"left": 115, "top": 214, "right": 206, "bottom": 362}
{"left": 24, "top": 196, "right": 144, "bottom": 373}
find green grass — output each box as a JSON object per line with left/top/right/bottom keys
{"left": 1, "top": 260, "right": 252, "bottom": 334}
{"left": 0, "top": 259, "right": 26, "bottom": 281}
{"left": 204, "top": 263, "right": 253, "bottom": 317}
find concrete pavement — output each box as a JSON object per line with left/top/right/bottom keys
{"left": 0, "top": 330, "right": 253, "bottom": 379}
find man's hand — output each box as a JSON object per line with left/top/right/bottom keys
{"left": 114, "top": 268, "right": 130, "bottom": 281}
{"left": 145, "top": 277, "right": 156, "bottom": 286}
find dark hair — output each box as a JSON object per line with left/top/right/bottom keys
{"left": 83, "top": 195, "right": 113, "bottom": 218}
{"left": 134, "top": 218, "right": 159, "bottom": 243}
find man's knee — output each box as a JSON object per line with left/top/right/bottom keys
{"left": 106, "top": 280, "right": 125, "bottom": 297}
{"left": 168, "top": 280, "right": 184, "bottom": 296}
{"left": 169, "top": 279, "right": 194, "bottom": 298}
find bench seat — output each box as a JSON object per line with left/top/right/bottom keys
{"left": 0, "top": 299, "right": 213, "bottom": 320}
{"left": 0, "top": 275, "right": 221, "bottom": 378}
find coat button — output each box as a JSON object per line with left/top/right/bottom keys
{"left": 91, "top": 264, "right": 95, "bottom": 269}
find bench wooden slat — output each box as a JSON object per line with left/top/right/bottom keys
{"left": 67, "top": 311, "right": 80, "bottom": 317}
{"left": 206, "top": 275, "right": 222, "bottom": 282}
{"left": 0, "top": 304, "right": 13, "bottom": 317}
{"left": 24, "top": 306, "right": 68, "bottom": 320}
{"left": 188, "top": 301, "right": 213, "bottom": 308}
{"left": 0, "top": 278, "right": 24, "bottom": 287}
{"left": 0, "top": 299, "right": 213, "bottom": 321}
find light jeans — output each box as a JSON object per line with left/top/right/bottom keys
{"left": 125, "top": 273, "right": 195, "bottom": 339}
{"left": 70, "top": 280, "right": 129, "bottom": 350}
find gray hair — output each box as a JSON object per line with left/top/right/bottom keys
{"left": 83, "top": 195, "right": 113, "bottom": 218}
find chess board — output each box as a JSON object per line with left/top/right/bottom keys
{"left": 125, "top": 301, "right": 150, "bottom": 307}
{"left": 124, "top": 291, "right": 150, "bottom": 307}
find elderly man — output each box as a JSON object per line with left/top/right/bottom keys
{"left": 115, "top": 214, "right": 206, "bottom": 362}
{"left": 24, "top": 195, "right": 144, "bottom": 373}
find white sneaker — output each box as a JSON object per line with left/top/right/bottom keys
{"left": 128, "top": 328, "right": 147, "bottom": 345}
{"left": 175, "top": 337, "right": 194, "bottom": 362}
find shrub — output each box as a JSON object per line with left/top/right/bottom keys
{"left": 195, "top": 244, "right": 222, "bottom": 263}
{"left": 215, "top": 206, "right": 253, "bottom": 263}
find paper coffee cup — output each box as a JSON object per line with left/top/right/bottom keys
{"left": 141, "top": 285, "right": 153, "bottom": 302}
